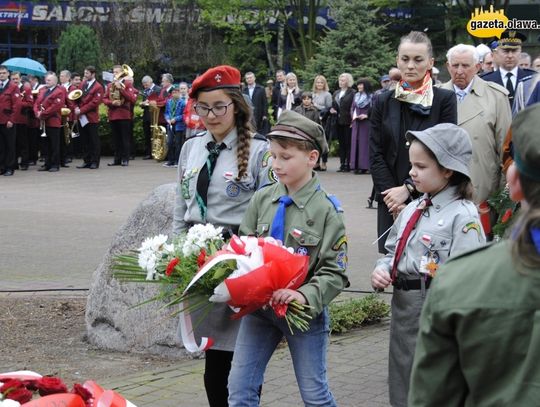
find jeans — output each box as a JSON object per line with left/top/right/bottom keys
{"left": 228, "top": 307, "right": 335, "bottom": 407}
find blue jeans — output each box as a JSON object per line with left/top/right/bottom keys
{"left": 228, "top": 307, "right": 336, "bottom": 407}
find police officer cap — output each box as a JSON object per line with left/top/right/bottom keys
{"left": 380, "top": 74, "right": 390, "bottom": 82}
{"left": 406, "top": 123, "right": 472, "bottom": 178}
{"left": 498, "top": 30, "right": 527, "bottom": 49}
{"left": 189, "top": 65, "right": 241, "bottom": 98}
{"left": 512, "top": 103, "right": 540, "bottom": 182}
{"left": 267, "top": 110, "right": 328, "bottom": 155}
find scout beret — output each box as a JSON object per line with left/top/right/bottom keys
{"left": 512, "top": 103, "right": 540, "bottom": 182}
{"left": 498, "top": 30, "right": 527, "bottom": 49}
{"left": 406, "top": 123, "right": 472, "bottom": 178}
{"left": 267, "top": 110, "right": 328, "bottom": 155}
{"left": 189, "top": 65, "right": 241, "bottom": 98}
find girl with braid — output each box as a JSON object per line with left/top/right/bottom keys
{"left": 172, "top": 65, "right": 274, "bottom": 407}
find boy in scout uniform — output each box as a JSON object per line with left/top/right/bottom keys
{"left": 228, "top": 110, "right": 348, "bottom": 407}
{"left": 410, "top": 104, "right": 540, "bottom": 406}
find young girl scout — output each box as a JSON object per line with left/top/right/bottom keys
{"left": 371, "top": 122, "right": 486, "bottom": 407}
{"left": 172, "top": 65, "right": 274, "bottom": 407}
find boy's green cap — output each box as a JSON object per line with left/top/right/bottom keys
{"left": 267, "top": 110, "right": 328, "bottom": 154}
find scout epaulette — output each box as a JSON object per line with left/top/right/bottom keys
{"left": 324, "top": 192, "right": 343, "bottom": 213}
{"left": 462, "top": 221, "right": 481, "bottom": 234}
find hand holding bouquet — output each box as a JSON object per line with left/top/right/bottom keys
{"left": 113, "top": 224, "right": 312, "bottom": 352}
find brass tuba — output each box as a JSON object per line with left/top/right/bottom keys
{"left": 110, "top": 64, "right": 134, "bottom": 105}
{"left": 150, "top": 104, "right": 168, "bottom": 161}
{"left": 61, "top": 107, "right": 71, "bottom": 145}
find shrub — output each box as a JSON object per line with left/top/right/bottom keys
{"left": 329, "top": 294, "right": 390, "bottom": 334}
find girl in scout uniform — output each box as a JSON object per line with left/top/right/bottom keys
{"left": 172, "top": 65, "right": 273, "bottom": 407}
{"left": 371, "top": 123, "right": 486, "bottom": 407}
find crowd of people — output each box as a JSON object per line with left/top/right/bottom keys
{"left": 2, "top": 25, "right": 540, "bottom": 406}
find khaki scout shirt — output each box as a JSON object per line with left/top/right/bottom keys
{"left": 377, "top": 186, "right": 486, "bottom": 279}
{"left": 172, "top": 129, "right": 273, "bottom": 235}
{"left": 410, "top": 240, "right": 540, "bottom": 406}
{"left": 239, "top": 175, "right": 349, "bottom": 317}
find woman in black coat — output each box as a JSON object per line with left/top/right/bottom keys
{"left": 369, "top": 31, "right": 457, "bottom": 254}
{"left": 330, "top": 72, "right": 356, "bottom": 172}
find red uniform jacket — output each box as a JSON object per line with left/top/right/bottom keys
{"left": 12, "top": 84, "right": 34, "bottom": 125}
{"left": 78, "top": 80, "right": 103, "bottom": 124}
{"left": 33, "top": 86, "right": 65, "bottom": 128}
{"left": 0, "top": 80, "right": 19, "bottom": 124}
{"left": 103, "top": 82, "right": 138, "bottom": 121}
{"left": 156, "top": 86, "right": 173, "bottom": 125}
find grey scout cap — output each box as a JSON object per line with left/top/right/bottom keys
{"left": 406, "top": 123, "right": 472, "bottom": 178}
{"left": 267, "top": 110, "right": 329, "bottom": 155}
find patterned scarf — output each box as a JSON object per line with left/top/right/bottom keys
{"left": 394, "top": 73, "right": 434, "bottom": 116}
{"left": 354, "top": 92, "right": 372, "bottom": 109}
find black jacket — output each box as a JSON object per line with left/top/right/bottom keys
{"left": 332, "top": 88, "right": 356, "bottom": 126}
{"left": 369, "top": 87, "right": 457, "bottom": 195}
{"left": 243, "top": 84, "right": 268, "bottom": 132}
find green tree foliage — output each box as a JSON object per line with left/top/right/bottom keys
{"left": 300, "top": 0, "right": 395, "bottom": 88}
{"left": 56, "top": 25, "right": 101, "bottom": 74}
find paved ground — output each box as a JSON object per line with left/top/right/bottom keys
{"left": 0, "top": 156, "right": 390, "bottom": 406}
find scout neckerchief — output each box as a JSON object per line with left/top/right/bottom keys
{"left": 391, "top": 195, "right": 432, "bottom": 283}
{"left": 394, "top": 72, "right": 434, "bottom": 116}
{"left": 270, "top": 196, "right": 293, "bottom": 242}
{"left": 196, "top": 141, "right": 227, "bottom": 222}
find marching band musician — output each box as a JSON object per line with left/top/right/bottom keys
{"left": 59, "top": 70, "right": 76, "bottom": 167}
{"left": 0, "top": 65, "right": 20, "bottom": 176}
{"left": 123, "top": 76, "right": 139, "bottom": 160}
{"left": 75, "top": 66, "right": 103, "bottom": 170}
{"left": 12, "top": 74, "right": 34, "bottom": 171}
{"left": 140, "top": 75, "right": 161, "bottom": 159}
{"left": 34, "top": 72, "right": 65, "bottom": 173}
{"left": 154, "top": 73, "right": 174, "bottom": 129}
{"left": 103, "top": 65, "right": 138, "bottom": 167}
{"left": 27, "top": 75, "right": 43, "bottom": 165}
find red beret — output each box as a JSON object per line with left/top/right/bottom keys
{"left": 189, "top": 65, "right": 241, "bottom": 98}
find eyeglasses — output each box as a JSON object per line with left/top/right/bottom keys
{"left": 194, "top": 102, "right": 233, "bottom": 117}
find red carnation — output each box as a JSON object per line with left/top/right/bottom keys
{"left": 273, "top": 303, "right": 288, "bottom": 318}
{"left": 0, "top": 378, "right": 25, "bottom": 393}
{"left": 6, "top": 387, "right": 33, "bottom": 404}
{"left": 197, "top": 249, "right": 207, "bottom": 268}
{"left": 36, "top": 376, "right": 68, "bottom": 396}
{"left": 501, "top": 208, "right": 513, "bottom": 224}
{"left": 72, "top": 383, "right": 94, "bottom": 404}
{"left": 166, "top": 258, "right": 180, "bottom": 276}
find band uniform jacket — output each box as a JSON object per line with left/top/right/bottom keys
{"left": 78, "top": 80, "right": 104, "bottom": 124}
{"left": 243, "top": 84, "right": 268, "bottom": 131}
{"left": 332, "top": 88, "right": 356, "bottom": 126}
{"left": 369, "top": 87, "right": 457, "bottom": 197}
{"left": 172, "top": 128, "right": 273, "bottom": 351}
{"left": 0, "top": 80, "right": 19, "bottom": 124}
{"left": 155, "top": 85, "right": 173, "bottom": 125}
{"left": 142, "top": 84, "right": 161, "bottom": 122}
{"left": 441, "top": 77, "right": 511, "bottom": 203}
{"left": 12, "top": 84, "right": 34, "bottom": 125}
{"left": 33, "top": 86, "right": 65, "bottom": 128}
{"left": 103, "top": 82, "right": 138, "bottom": 121}
{"left": 240, "top": 174, "right": 349, "bottom": 318}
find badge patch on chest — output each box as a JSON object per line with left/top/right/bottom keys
{"left": 296, "top": 246, "right": 308, "bottom": 256}
{"left": 226, "top": 183, "right": 240, "bottom": 197}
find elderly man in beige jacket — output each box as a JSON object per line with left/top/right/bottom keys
{"left": 441, "top": 43, "right": 512, "bottom": 237}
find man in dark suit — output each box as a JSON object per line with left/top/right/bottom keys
{"left": 481, "top": 31, "right": 537, "bottom": 109}
{"left": 140, "top": 75, "right": 161, "bottom": 159}
{"left": 271, "top": 69, "right": 286, "bottom": 121}
{"left": 243, "top": 72, "right": 268, "bottom": 134}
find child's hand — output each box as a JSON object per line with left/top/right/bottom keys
{"left": 371, "top": 267, "right": 392, "bottom": 290}
{"left": 271, "top": 289, "right": 306, "bottom": 305}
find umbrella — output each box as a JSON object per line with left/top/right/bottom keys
{"left": 1, "top": 57, "right": 47, "bottom": 77}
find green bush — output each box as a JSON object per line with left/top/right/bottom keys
{"left": 329, "top": 294, "right": 390, "bottom": 334}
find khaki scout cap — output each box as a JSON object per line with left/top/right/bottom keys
{"left": 267, "top": 110, "right": 328, "bottom": 154}
{"left": 512, "top": 103, "right": 540, "bottom": 182}
{"left": 406, "top": 123, "right": 472, "bottom": 178}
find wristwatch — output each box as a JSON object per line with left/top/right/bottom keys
{"left": 404, "top": 181, "right": 415, "bottom": 196}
